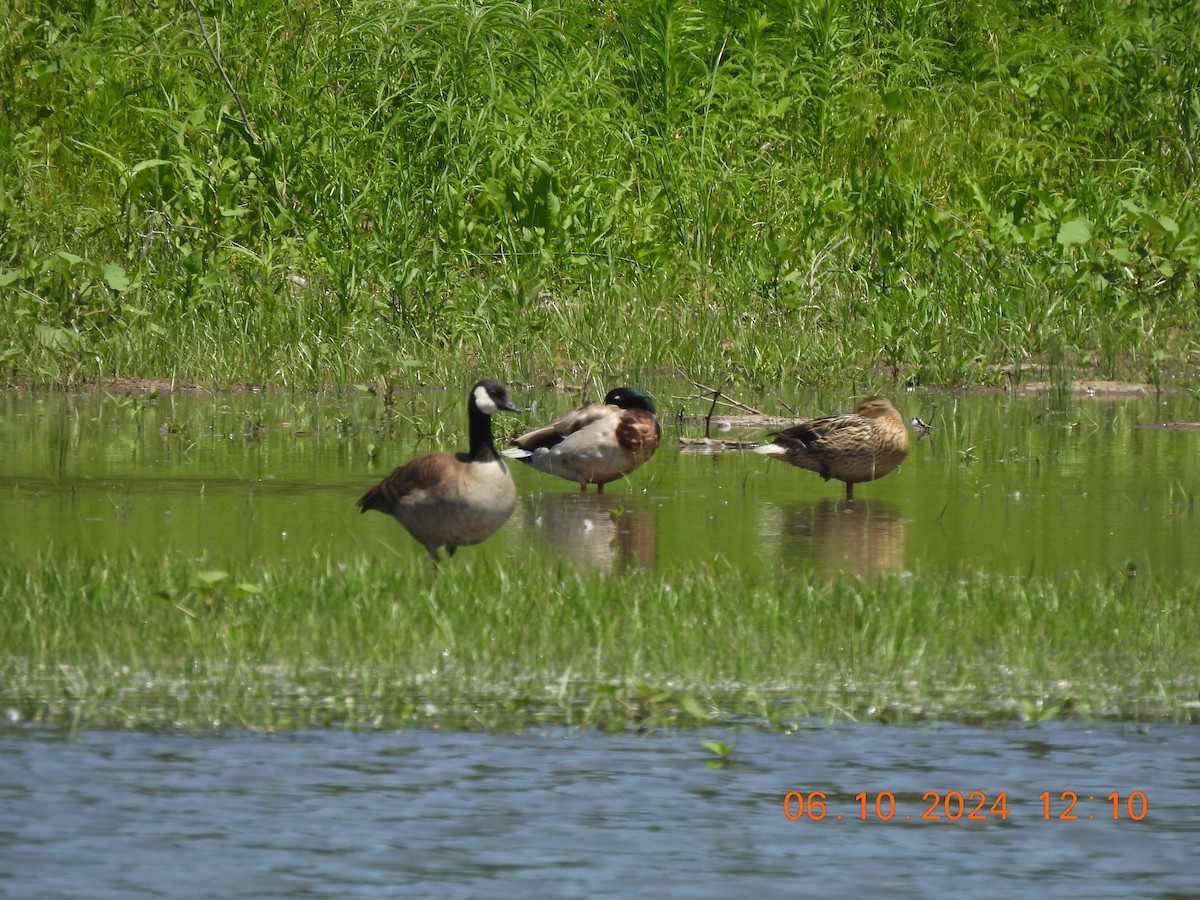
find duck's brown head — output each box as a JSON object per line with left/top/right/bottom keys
{"left": 854, "top": 396, "right": 902, "bottom": 422}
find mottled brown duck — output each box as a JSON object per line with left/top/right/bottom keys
{"left": 754, "top": 396, "right": 909, "bottom": 501}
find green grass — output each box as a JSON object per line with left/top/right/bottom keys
{"left": 2, "top": 0, "right": 1199, "bottom": 391}
{"left": 3, "top": 553, "right": 1198, "bottom": 732}
{"left": 4, "top": 1, "right": 1200, "bottom": 734}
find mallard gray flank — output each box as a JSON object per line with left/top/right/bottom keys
{"left": 503, "top": 387, "right": 660, "bottom": 492}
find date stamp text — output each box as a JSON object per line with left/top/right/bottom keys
{"left": 783, "top": 790, "right": 1148, "bottom": 822}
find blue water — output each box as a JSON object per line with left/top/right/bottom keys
{"left": 1, "top": 722, "right": 1196, "bottom": 898}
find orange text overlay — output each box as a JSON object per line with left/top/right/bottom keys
{"left": 783, "top": 790, "right": 1149, "bottom": 822}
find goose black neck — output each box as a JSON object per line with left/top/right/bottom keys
{"left": 467, "top": 401, "right": 500, "bottom": 462}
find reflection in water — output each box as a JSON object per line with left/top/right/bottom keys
{"left": 762, "top": 500, "right": 908, "bottom": 574}
{"left": 517, "top": 491, "right": 656, "bottom": 571}
{"left": 3, "top": 389, "right": 1200, "bottom": 578}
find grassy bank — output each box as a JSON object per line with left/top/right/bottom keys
{"left": 3, "top": 553, "right": 1198, "bottom": 731}
{"left": 3, "top": 1, "right": 1199, "bottom": 390}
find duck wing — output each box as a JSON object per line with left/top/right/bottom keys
{"left": 510, "top": 403, "right": 615, "bottom": 451}
{"left": 770, "top": 413, "right": 872, "bottom": 451}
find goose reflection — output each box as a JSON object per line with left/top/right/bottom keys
{"left": 518, "top": 491, "right": 656, "bottom": 571}
{"left": 761, "top": 499, "right": 908, "bottom": 575}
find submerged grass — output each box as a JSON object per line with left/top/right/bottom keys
{"left": 3, "top": 553, "right": 1198, "bottom": 732}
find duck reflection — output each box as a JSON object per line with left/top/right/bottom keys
{"left": 518, "top": 491, "right": 656, "bottom": 571}
{"left": 762, "top": 500, "right": 908, "bottom": 575}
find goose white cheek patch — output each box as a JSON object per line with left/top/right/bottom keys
{"left": 473, "top": 385, "right": 499, "bottom": 416}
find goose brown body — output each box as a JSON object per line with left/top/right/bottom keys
{"left": 754, "top": 396, "right": 909, "bottom": 501}
{"left": 503, "top": 387, "right": 660, "bottom": 492}
{"left": 357, "top": 380, "right": 520, "bottom": 562}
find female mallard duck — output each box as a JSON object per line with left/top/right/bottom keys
{"left": 357, "top": 380, "right": 522, "bottom": 563}
{"left": 754, "top": 396, "right": 909, "bottom": 501}
{"left": 502, "top": 387, "right": 660, "bottom": 492}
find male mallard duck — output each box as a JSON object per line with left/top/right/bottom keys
{"left": 357, "top": 380, "right": 521, "bottom": 563}
{"left": 754, "top": 396, "right": 909, "bottom": 501}
{"left": 502, "top": 387, "right": 660, "bottom": 492}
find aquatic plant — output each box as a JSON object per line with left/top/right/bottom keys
{"left": 3, "top": 553, "right": 1198, "bottom": 732}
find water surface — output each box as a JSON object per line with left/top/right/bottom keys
{"left": 0, "top": 722, "right": 1194, "bottom": 898}
{"left": 3, "top": 386, "right": 1199, "bottom": 894}
{"left": 2, "top": 386, "right": 1197, "bottom": 579}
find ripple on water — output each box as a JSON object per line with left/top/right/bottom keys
{"left": 0, "top": 722, "right": 1196, "bottom": 898}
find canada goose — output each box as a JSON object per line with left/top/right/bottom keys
{"left": 357, "top": 380, "right": 521, "bottom": 562}
{"left": 754, "top": 396, "right": 909, "bottom": 501}
{"left": 502, "top": 387, "right": 660, "bottom": 492}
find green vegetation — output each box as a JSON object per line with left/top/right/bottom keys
{"left": 4, "top": 553, "right": 1198, "bottom": 731}
{"left": 3, "top": 0, "right": 1199, "bottom": 389}
{"left": 4, "top": 2, "right": 1200, "bottom": 735}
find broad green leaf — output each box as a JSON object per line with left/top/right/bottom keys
{"left": 1056, "top": 218, "right": 1093, "bottom": 246}
{"left": 130, "top": 158, "right": 169, "bottom": 176}
{"left": 102, "top": 263, "right": 130, "bottom": 292}
{"left": 36, "top": 325, "right": 77, "bottom": 349}
{"left": 680, "top": 694, "right": 710, "bottom": 720}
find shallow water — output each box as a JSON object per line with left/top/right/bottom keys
{"left": 3, "top": 385, "right": 1199, "bottom": 893}
{"left": 0, "top": 722, "right": 1195, "bottom": 898}
{"left": 2, "top": 386, "right": 1198, "bottom": 579}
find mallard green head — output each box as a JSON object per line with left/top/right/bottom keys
{"left": 604, "top": 387, "right": 657, "bottom": 414}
